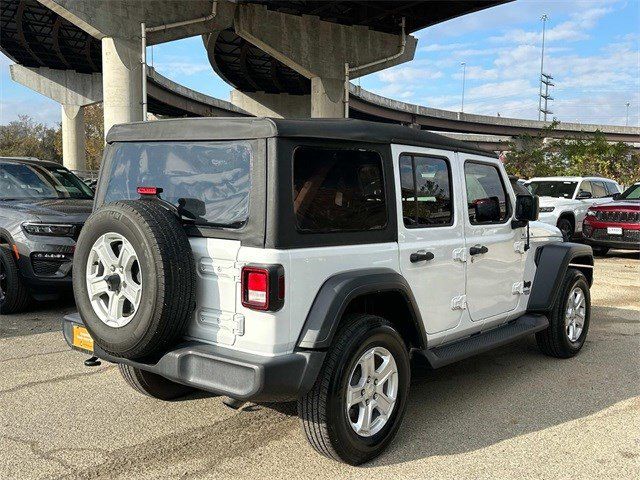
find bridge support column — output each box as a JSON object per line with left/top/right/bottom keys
{"left": 61, "top": 105, "right": 86, "bottom": 171}
{"left": 9, "top": 65, "right": 102, "bottom": 170}
{"left": 235, "top": 4, "right": 417, "bottom": 119}
{"left": 102, "top": 37, "right": 143, "bottom": 136}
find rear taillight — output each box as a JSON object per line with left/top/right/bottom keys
{"left": 241, "top": 265, "right": 285, "bottom": 311}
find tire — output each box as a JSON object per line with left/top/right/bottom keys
{"left": 557, "top": 217, "right": 574, "bottom": 242}
{"left": 73, "top": 200, "right": 196, "bottom": 360}
{"left": 298, "top": 314, "right": 410, "bottom": 465}
{"left": 119, "top": 364, "right": 193, "bottom": 401}
{"left": 0, "top": 246, "right": 31, "bottom": 314}
{"left": 592, "top": 246, "right": 609, "bottom": 256}
{"left": 536, "top": 268, "right": 590, "bottom": 358}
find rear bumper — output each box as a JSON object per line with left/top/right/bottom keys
{"left": 63, "top": 313, "right": 325, "bottom": 402}
{"left": 583, "top": 237, "right": 640, "bottom": 251}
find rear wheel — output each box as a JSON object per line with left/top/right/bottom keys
{"left": 536, "top": 268, "right": 590, "bottom": 358}
{"left": 557, "top": 217, "right": 574, "bottom": 242}
{"left": 298, "top": 314, "right": 410, "bottom": 465}
{"left": 0, "top": 246, "right": 31, "bottom": 314}
{"left": 119, "top": 364, "right": 193, "bottom": 401}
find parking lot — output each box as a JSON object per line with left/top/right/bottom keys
{"left": 0, "top": 252, "right": 638, "bottom": 480}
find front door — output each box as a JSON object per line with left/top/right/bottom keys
{"left": 463, "top": 157, "right": 523, "bottom": 321}
{"left": 393, "top": 146, "right": 466, "bottom": 335}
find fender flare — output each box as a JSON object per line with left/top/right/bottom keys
{"left": 528, "top": 242, "right": 593, "bottom": 312}
{"left": 296, "top": 268, "right": 426, "bottom": 350}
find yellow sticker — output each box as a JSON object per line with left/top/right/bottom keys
{"left": 72, "top": 325, "right": 94, "bottom": 352}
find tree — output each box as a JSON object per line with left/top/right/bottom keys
{"left": 0, "top": 115, "right": 61, "bottom": 163}
{"left": 503, "top": 123, "right": 640, "bottom": 186}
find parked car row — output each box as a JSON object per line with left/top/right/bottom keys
{"left": 0, "top": 157, "right": 93, "bottom": 313}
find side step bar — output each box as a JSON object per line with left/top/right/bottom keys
{"left": 418, "top": 314, "right": 549, "bottom": 369}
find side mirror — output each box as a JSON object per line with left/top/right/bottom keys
{"left": 612, "top": 193, "right": 621, "bottom": 200}
{"left": 474, "top": 197, "right": 501, "bottom": 223}
{"left": 514, "top": 194, "right": 539, "bottom": 222}
{"left": 577, "top": 190, "right": 592, "bottom": 199}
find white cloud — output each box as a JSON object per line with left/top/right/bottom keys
{"left": 153, "top": 61, "right": 210, "bottom": 76}
{"left": 377, "top": 66, "right": 443, "bottom": 83}
{"left": 490, "top": 6, "right": 612, "bottom": 45}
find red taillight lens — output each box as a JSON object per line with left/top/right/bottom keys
{"left": 137, "top": 186, "right": 163, "bottom": 195}
{"left": 241, "top": 265, "right": 285, "bottom": 311}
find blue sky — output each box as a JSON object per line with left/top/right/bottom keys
{"left": 1, "top": 0, "right": 638, "bottom": 127}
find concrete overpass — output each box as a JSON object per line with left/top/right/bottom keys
{"left": 2, "top": 0, "right": 638, "bottom": 169}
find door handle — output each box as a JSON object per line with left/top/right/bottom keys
{"left": 410, "top": 250, "right": 435, "bottom": 263}
{"left": 469, "top": 245, "right": 489, "bottom": 255}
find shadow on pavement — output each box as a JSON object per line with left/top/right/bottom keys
{"left": 368, "top": 304, "right": 639, "bottom": 467}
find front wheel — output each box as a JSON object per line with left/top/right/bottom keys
{"left": 0, "top": 246, "right": 31, "bottom": 314}
{"left": 298, "top": 314, "right": 410, "bottom": 465}
{"left": 536, "top": 268, "right": 591, "bottom": 358}
{"left": 557, "top": 217, "right": 574, "bottom": 242}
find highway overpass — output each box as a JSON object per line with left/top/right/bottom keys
{"left": 1, "top": 0, "right": 638, "bottom": 169}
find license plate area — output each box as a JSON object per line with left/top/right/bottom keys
{"left": 607, "top": 227, "right": 623, "bottom": 235}
{"left": 72, "top": 325, "right": 94, "bottom": 353}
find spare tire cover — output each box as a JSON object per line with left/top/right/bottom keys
{"left": 73, "top": 200, "right": 196, "bottom": 359}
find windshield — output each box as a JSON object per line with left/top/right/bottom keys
{"left": 0, "top": 162, "right": 94, "bottom": 200}
{"left": 527, "top": 180, "right": 577, "bottom": 199}
{"left": 619, "top": 184, "right": 640, "bottom": 200}
{"left": 102, "top": 141, "right": 252, "bottom": 228}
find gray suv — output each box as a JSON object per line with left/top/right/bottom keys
{"left": 0, "top": 157, "right": 93, "bottom": 313}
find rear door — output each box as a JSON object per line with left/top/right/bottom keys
{"left": 393, "top": 146, "right": 466, "bottom": 335}
{"left": 463, "top": 156, "right": 523, "bottom": 321}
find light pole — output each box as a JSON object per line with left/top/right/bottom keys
{"left": 626, "top": 102, "right": 631, "bottom": 126}
{"left": 538, "top": 14, "right": 548, "bottom": 121}
{"left": 460, "top": 62, "right": 467, "bottom": 113}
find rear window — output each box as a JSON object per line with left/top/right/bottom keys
{"left": 102, "top": 141, "right": 251, "bottom": 228}
{"left": 293, "top": 147, "right": 386, "bottom": 233}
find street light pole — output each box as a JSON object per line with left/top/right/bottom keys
{"left": 538, "top": 14, "right": 548, "bottom": 121}
{"left": 626, "top": 102, "right": 631, "bottom": 126}
{"left": 460, "top": 62, "right": 467, "bottom": 113}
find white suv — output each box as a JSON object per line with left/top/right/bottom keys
{"left": 63, "top": 118, "right": 594, "bottom": 465}
{"left": 526, "top": 176, "right": 621, "bottom": 240}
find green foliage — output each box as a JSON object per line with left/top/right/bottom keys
{"left": 0, "top": 115, "right": 61, "bottom": 163}
{"left": 503, "top": 122, "right": 640, "bottom": 186}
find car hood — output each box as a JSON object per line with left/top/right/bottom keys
{"left": 1, "top": 198, "right": 93, "bottom": 223}
{"left": 529, "top": 220, "right": 563, "bottom": 240}
{"left": 590, "top": 200, "right": 640, "bottom": 211}
{"left": 537, "top": 196, "right": 575, "bottom": 208}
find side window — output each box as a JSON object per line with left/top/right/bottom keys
{"left": 592, "top": 181, "right": 607, "bottom": 198}
{"left": 400, "top": 154, "right": 453, "bottom": 227}
{"left": 605, "top": 182, "right": 619, "bottom": 195}
{"left": 464, "top": 161, "right": 510, "bottom": 224}
{"left": 293, "top": 147, "right": 387, "bottom": 233}
{"left": 579, "top": 181, "right": 593, "bottom": 196}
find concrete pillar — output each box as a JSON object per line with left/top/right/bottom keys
{"left": 230, "top": 90, "right": 310, "bottom": 118}
{"left": 61, "top": 105, "right": 86, "bottom": 171}
{"left": 102, "top": 37, "right": 143, "bottom": 137}
{"left": 311, "top": 77, "right": 344, "bottom": 118}
{"left": 233, "top": 4, "right": 417, "bottom": 119}
{"left": 9, "top": 65, "right": 101, "bottom": 169}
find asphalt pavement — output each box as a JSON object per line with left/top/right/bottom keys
{"left": 0, "top": 251, "right": 638, "bottom": 480}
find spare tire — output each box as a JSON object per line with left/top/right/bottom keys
{"left": 73, "top": 200, "right": 196, "bottom": 359}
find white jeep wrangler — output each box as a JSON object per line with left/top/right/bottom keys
{"left": 64, "top": 118, "right": 594, "bottom": 465}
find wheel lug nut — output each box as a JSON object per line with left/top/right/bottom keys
{"left": 365, "top": 399, "right": 370, "bottom": 406}
{"left": 374, "top": 379, "right": 378, "bottom": 385}
{"left": 373, "top": 394, "right": 377, "bottom": 400}
{"left": 361, "top": 389, "right": 365, "bottom": 396}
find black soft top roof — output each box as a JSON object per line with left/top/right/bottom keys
{"left": 106, "top": 117, "right": 489, "bottom": 156}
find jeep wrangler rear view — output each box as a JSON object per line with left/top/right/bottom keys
{"left": 64, "top": 118, "right": 594, "bottom": 465}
